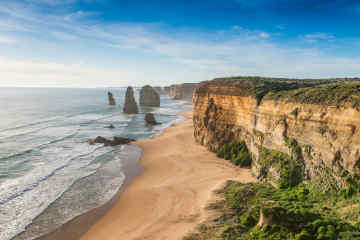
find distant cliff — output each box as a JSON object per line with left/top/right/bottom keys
{"left": 193, "top": 77, "right": 360, "bottom": 191}
{"left": 169, "top": 83, "right": 198, "bottom": 100}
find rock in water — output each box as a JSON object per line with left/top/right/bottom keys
{"left": 123, "top": 86, "right": 139, "bottom": 114}
{"left": 139, "top": 85, "right": 160, "bottom": 107}
{"left": 145, "top": 113, "right": 159, "bottom": 125}
{"left": 88, "top": 136, "right": 135, "bottom": 146}
{"left": 108, "top": 91, "right": 116, "bottom": 105}
{"left": 104, "top": 124, "right": 115, "bottom": 129}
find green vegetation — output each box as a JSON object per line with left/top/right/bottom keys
{"left": 206, "top": 76, "right": 360, "bottom": 107}
{"left": 217, "top": 141, "right": 252, "bottom": 167}
{"left": 184, "top": 181, "right": 360, "bottom": 240}
{"left": 265, "top": 82, "right": 360, "bottom": 108}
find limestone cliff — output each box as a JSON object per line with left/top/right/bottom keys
{"left": 169, "top": 83, "right": 198, "bottom": 100}
{"left": 193, "top": 77, "right": 360, "bottom": 190}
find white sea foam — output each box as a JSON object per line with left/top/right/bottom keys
{"left": 0, "top": 89, "right": 185, "bottom": 240}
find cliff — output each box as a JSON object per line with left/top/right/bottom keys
{"left": 193, "top": 77, "right": 360, "bottom": 191}
{"left": 169, "top": 83, "right": 198, "bottom": 100}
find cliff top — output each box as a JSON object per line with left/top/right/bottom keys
{"left": 199, "top": 76, "right": 360, "bottom": 107}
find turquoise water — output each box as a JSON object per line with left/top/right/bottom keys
{"left": 0, "top": 87, "right": 186, "bottom": 240}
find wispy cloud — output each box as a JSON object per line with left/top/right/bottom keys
{"left": 0, "top": 0, "right": 359, "bottom": 87}
{"left": 302, "top": 33, "right": 335, "bottom": 43}
{"left": 0, "top": 35, "right": 16, "bottom": 44}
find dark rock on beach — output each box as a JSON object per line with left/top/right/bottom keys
{"left": 88, "top": 136, "right": 135, "bottom": 146}
{"left": 139, "top": 85, "right": 160, "bottom": 107}
{"left": 123, "top": 86, "right": 139, "bottom": 114}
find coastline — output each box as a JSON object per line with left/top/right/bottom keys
{"left": 79, "top": 110, "right": 256, "bottom": 240}
{"left": 28, "top": 105, "right": 190, "bottom": 240}
{"left": 33, "top": 146, "right": 143, "bottom": 240}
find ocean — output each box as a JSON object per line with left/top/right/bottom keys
{"left": 0, "top": 87, "right": 186, "bottom": 240}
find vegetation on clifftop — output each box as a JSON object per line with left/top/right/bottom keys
{"left": 200, "top": 76, "right": 360, "bottom": 106}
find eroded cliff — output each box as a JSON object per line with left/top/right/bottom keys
{"left": 193, "top": 77, "right": 360, "bottom": 191}
{"left": 169, "top": 83, "right": 198, "bottom": 100}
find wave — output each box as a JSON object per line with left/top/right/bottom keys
{"left": 0, "top": 129, "right": 79, "bottom": 163}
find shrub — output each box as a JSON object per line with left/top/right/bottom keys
{"left": 217, "top": 141, "right": 252, "bottom": 167}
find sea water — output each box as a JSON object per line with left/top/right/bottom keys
{"left": 0, "top": 87, "right": 186, "bottom": 240}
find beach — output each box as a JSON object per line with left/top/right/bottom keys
{"left": 77, "top": 110, "right": 256, "bottom": 240}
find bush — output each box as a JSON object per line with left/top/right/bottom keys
{"left": 217, "top": 141, "right": 252, "bottom": 167}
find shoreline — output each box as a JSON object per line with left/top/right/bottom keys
{"left": 30, "top": 106, "right": 191, "bottom": 240}
{"left": 33, "top": 146, "right": 144, "bottom": 240}
{"left": 79, "top": 110, "right": 256, "bottom": 240}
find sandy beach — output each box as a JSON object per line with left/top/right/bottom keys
{"left": 78, "top": 110, "right": 256, "bottom": 240}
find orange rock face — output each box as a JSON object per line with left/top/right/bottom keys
{"left": 193, "top": 82, "right": 360, "bottom": 190}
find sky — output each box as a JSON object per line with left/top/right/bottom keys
{"left": 1, "top": 0, "right": 360, "bottom": 87}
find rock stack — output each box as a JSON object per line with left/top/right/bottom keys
{"left": 123, "top": 86, "right": 139, "bottom": 114}
{"left": 108, "top": 91, "right": 116, "bottom": 105}
{"left": 139, "top": 85, "right": 160, "bottom": 107}
{"left": 145, "top": 113, "right": 159, "bottom": 125}
{"left": 88, "top": 136, "right": 135, "bottom": 146}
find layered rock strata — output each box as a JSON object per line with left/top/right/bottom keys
{"left": 193, "top": 77, "right": 360, "bottom": 190}
{"left": 169, "top": 83, "right": 198, "bottom": 100}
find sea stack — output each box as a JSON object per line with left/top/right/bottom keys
{"left": 108, "top": 91, "right": 116, "bottom": 105}
{"left": 139, "top": 85, "right": 160, "bottom": 107}
{"left": 145, "top": 113, "right": 159, "bottom": 125}
{"left": 123, "top": 86, "right": 139, "bottom": 114}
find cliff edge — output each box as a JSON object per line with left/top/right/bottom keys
{"left": 193, "top": 77, "right": 360, "bottom": 191}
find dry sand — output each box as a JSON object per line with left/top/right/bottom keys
{"left": 80, "top": 111, "right": 256, "bottom": 240}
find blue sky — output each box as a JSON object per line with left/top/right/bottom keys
{"left": 1, "top": 0, "right": 360, "bottom": 87}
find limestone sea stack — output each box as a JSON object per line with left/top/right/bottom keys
{"left": 139, "top": 85, "right": 160, "bottom": 107}
{"left": 108, "top": 91, "right": 116, "bottom": 105}
{"left": 145, "top": 113, "right": 159, "bottom": 125}
{"left": 123, "top": 86, "right": 139, "bottom": 114}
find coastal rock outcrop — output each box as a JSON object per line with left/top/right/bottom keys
{"left": 145, "top": 113, "right": 159, "bottom": 125}
{"left": 153, "top": 86, "right": 169, "bottom": 95}
{"left": 193, "top": 77, "right": 360, "bottom": 191}
{"left": 123, "top": 86, "right": 139, "bottom": 114}
{"left": 169, "top": 83, "right": 198, "bottom": 100}
{"left": 140, "top": 85, "right": 160, "bottom": 107}
{"left": 108, "top": 92, "right": 116, "bottom": 105}
{"left": 88, "top": 136, "right": 135, "bottom": 146}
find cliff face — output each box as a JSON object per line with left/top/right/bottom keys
{"left": 169, "top": 83, "right": 198, "bottom": 100}
{"left": 193, "top": 78, "right": 360, "bottom": 190}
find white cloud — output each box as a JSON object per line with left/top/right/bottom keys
{"left": 259, "top": 32, "right": 270, "bottom": 39}
{"left": 0, "top": 58, "right": 149, "bottom": 88}
{"left": 0, "top": 35, "right": 16, "bottom": 44}
{"left": 63, "top": 10, "right": 99, "bottom": 21}
{"left": 0, "top": 0, "right": 359, "bottom": 87}
{"left": 302, "top": 32, "right": 335, "bottom": 43}
{"left": 50, "top": 31, "right": 78, "bottom": 40}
